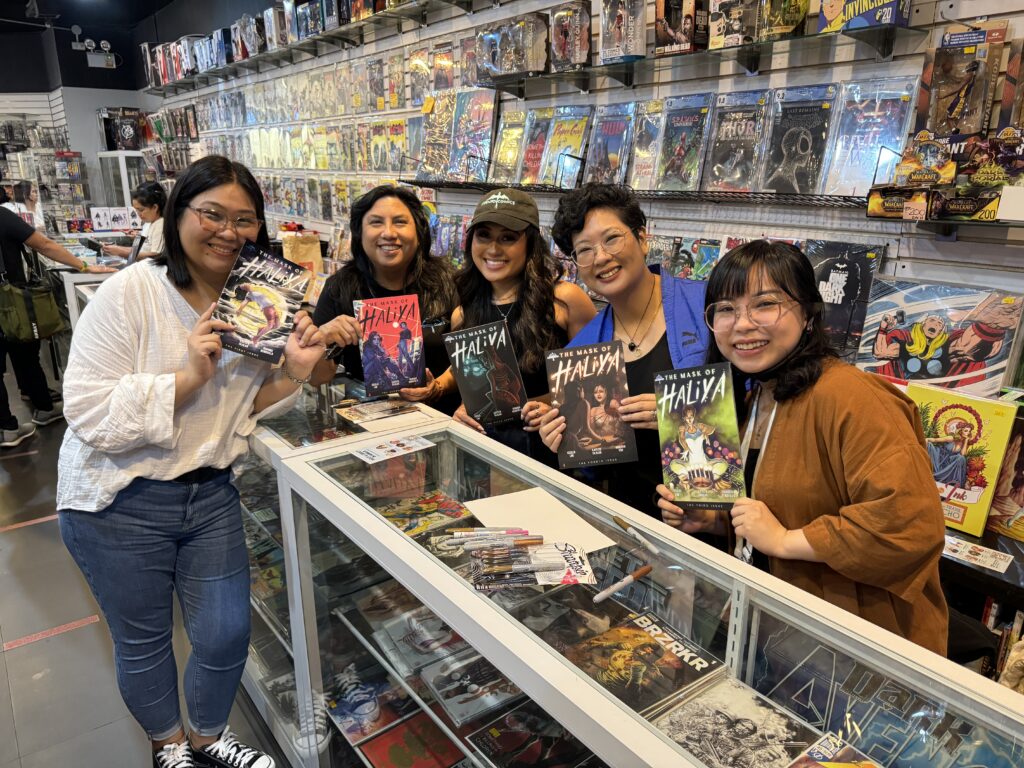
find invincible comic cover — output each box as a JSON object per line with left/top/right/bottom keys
{"left": 449, "top": 89, "right": 496, "bottom": 181}
{"left": 583, "top": 102, "right": 636, "bottom": 185}
{"left": 628, "top": 100, "right": 665, "bottom": 191}
{"left": 354, "top": 294, "right": 425, "bottom": 395}
{"left": 761, "top": 84, "right": 836, "bottom": 194}
{"left": 517, "top": 108, "right": 555, "bottom": 185}
{"left": 444, "top": 320, "right": 527, "bottom": 425}
{"left": 214, "top": 242, "right": 309, "bottom": 363}
{"left": 656, "top": 363, "right": 745, "bottom": 508}
{"left": 539, "top": 106, "right": 593, "bottom": 188}
{"left": 702, "top": 90, "right": 769, "bottom": 192}
{"left": 804, "top": 239, "right": 883, "bottom": 360}
{"left": 657, "top": 93, "right": 714, "bottom": 191}
{"left": 545, "top": 341, "right": 638, "bottom": 469}
{"left": 819, "top": 0, "right": 911, "bottom": 33}
{"left": 489, "top": 110, "right": 527, "bottom": 184}
{"left": 468, "top": 699, "right": 596, "bottom": 768}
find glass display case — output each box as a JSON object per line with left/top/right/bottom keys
{"left": 96, "top": 150, "right": 148, "bottom": 208}
{"left": 259, "top": 420, "right": 1024, "bottom": 768}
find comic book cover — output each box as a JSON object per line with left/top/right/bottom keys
{"left": 385, "top": 52, "right": 405, "bottom": 110}
{"left": 458, "top": 34, "right": 481, "bottom": 88}
{"left": 708, "top": 0, "right": 759, "bottom": 49}
{"left": 356, "top": 123, "right": 372, "bottom": 172}
{"left": 676, "top": 237, "right": 723, "bottom": 280}
{"left": 702, "top": 90, "right": 769, "bottom": 192}
{"left": 551, "top": 2, "right": 591, "bottom": 71}
{"left": 351, "top": 578, "right": 423, "bottom": 635}
{"left": 319, "top": 179, "right": 332, "bottom": 221}
{"left": 646, "top": 234, "right": 680, "bottom": 272}
{"left": 788, "top": 733, "right": 882, "bottom": 768}
{"left": 489, "top": 110, "right": 526, "bottom": 184}
{"left": 759, "top": 0, "right": 808, "bottom": 42}
{"left": 545, "top": 341, "right": 638, "bottom": 469}
{"left": 855, "top": 277, "right": 1024, "bottom": 397}
{"left": 657, "top": 93, "right": 714, "bottom": 191}
{"left": 367, "top": 57, "right": 387, "bottom": 112}
{"left": 328, "top": 661, "right": 419, "bottom": 747}
{"left": 431, "top": 44, "right": 455, "bottom": 92}
{"left": 360, "top": 709, "right": 465, "bottom": 768}
{"left": 214, "top": 242, "right": 309, "bottom": 363}
{"left": 655, "top": 0, "right": 708, "bottom": 55}
{"left": 405, "top": 115, "right": 424, "bottom": 174}
{"left": 908, "top": 383, "right": 1015, "bottom": 536}
{"left": 444, "top": 320, "right": 527, "bottom": 425}
{"left": 510, "top": 586, "right": 632, "bottom": 654}
{"left": 354, "top": 295, "right": 425, "bottom": 395}
{"left": 761, "top": 84, "right": 837, "bottom": 194}
{"left": 379, "top": 604, "right": 469, "bottom": 677}
{"left": 370, "top": 120, "right": 388, "bottom": 172}
{"left": 420, "top": 649, "right": 522, "bottom": 727}
{"left": 417, "top": 89, "right": 457, "bottom": 182}
{"left": 628, "top": 100, "right": 666, "bottom": 191}
{"left": 820, "top": 77, "right": 917, "bottom": 195}
{"left": 599, "top": 0, "right": 646, "bottom": 64}
{"left": 326, "top": 125, "right": 341, "bottom": 171}
{"left": 449, "top": 89, "right": 496, "bottom": 182}
{"left": 564, "top": 610, "right": 723, "bottom": 715}
{"left": 306, "top": 178, "right": 320, "bottom": 215}
{"left": 313, "top": 126, "right": 329, "bottom": 170}
{"left": 583, "top": 102, "right": 636, "bottom": 185}
{"left": 387, "top": 119, "right": 406, "bottom": 174}
{"left": 539, "top": 106, "right": 593, "bottom": 188}
{"left": 654, "top": 676, "right": 818, "bottom": 767}
{"left": 375, "top": 489, "right": 471, "bottom": 539}
{"left": 468, "top": 699, "right": 595, "bottom": 768}
{"left": 804, "top": 240, "right": 883, "bottom": 360}
{"left": 818, "top": 0, "right": 911, "bottom": 33}
{"left": 517, "top": 108, "right": 555, "bottom": 185}
{"left": 350, "top": 59, "right": 368, "bottom": 114}
{"left": 655, "top": 363, "right": 745, "bottom": 509}
{"left": 988, "top": 395, "right": 1024, "bottom": 541}
{"left": 408, "top": 46, "right": 429, "bottom": 107}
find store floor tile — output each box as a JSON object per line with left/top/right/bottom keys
{"left": 0, "top": 650, "right": 19, "bottom": 765}
{"left": 19, "top": 716, "right": 149, "bottom": 768}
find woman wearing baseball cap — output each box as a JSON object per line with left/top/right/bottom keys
{"left": 401, "top": 188, "right": 595, "bottom": 461}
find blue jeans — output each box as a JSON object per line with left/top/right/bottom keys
{"left": 59, "top": 472, "right": 251, "bottom": 740}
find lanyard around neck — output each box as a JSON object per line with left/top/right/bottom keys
{"left": 734, "top": 385, "right": 778, "bottom": 561}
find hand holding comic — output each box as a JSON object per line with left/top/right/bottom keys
{"left": 317, "top": 313, "right": 362, "bottom": 348}
{"left": 452, "top": 402, "right": 485, "bottom": 434}
{"left": 730, "top": 498, "right": 787, "bottom": 557}
{"left": 619, "top": 393, "right": 658, "bottom": 430}
{"left": 282, "top": 312, "right": 325, "bottom": 379}
{"left": 184, "top": 303, "right": 235, "bottom": 389}
{"left": 521, "top": 400, "right": 551, "bottom": 432}
{"left": 656, "top": 485, "right": 720, "bottom": 534}
{"left": 537, "top": 406, "right": 565, "bottom": 453}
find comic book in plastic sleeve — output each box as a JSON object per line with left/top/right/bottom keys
{"left": 409, "top": 47, "right": 430, "bottom": 107}
{"left": 818, "top": 0, "right": 911, "bottom": 33}
{"left": 760, "top": 84, "right": 837, "bottom": 194}
{"left": 448, "top": 88, "right": 496, "bottom": 182}
{"left": 788, "top": 733, "right": 883, "bottom": 768}
{"left": 599, "top": 0, "right": 646, "bottom": 64}
{"left": 677, "top": 237, "right": 723, "bottom": 281}
{"left": 550, "top": 1, "right": 591, "bottom": 72}
{"left": 467, "top": 700, "right": 595, "bottom": 768}
{"left": 701, "top": 89, "right": 770, "bottom": 192}
{"left": 444, "top": 320, "right": 527, "bottom": 425}
{"left": 820, "top": 76, "right": 918, "bottom": 196}
{"left": 431, "top": 43, "right": 456, "bottom": 92}
{"left": 538, "top": 105, "right": 594, "bottom": 188}
{"left": 489, "top": 110, "right": 527, "bottom": 184}
{"left": 628, "top": 99, "right": 666, "bottom": 191}
{"left": 367, "top": 56, "right": 387, "bottom": 112}
{"left": 517, "top": 108, "right": 556, "bottom": 185}
{"left": 416, "top": 89, "right": 457, "bottom": 182}
{"left": 708, "top": 0, "right": 759, "bottom": 49}
{"left": 378, "top": 603, "right": 468, "bottom": 677}
{"left": 758, "top": 0, "right": 808, "bottom": 43}
{"left": 804, "top": 239, "right": 883, "bottom": 360}
{"left": 583, "top": 102, "right": 636, "bottom": 185}
{"left": 420, "top": 648, "right": 522, "bottom": 727}
{"left": 405, "top": 115, "right": 425, "bottom": 174}
{"left": 354, "top": 294, "right": 425, "bottom": 395}
{"left": 657, "top": 93, "right": 714, "bottom": 191}
{"left": 386, "top": 52, "right": 405, "bottom": 110}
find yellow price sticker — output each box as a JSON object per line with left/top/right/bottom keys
{"left": 422, "top": 96, "right": 435, "bottom": 114}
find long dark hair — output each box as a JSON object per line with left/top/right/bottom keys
{"left": 705, "top": 240, "right": 837, "bottom": 404}
{"left": 132, "top": 181, "right": 167, "bottom": 211}
{"left": 12, "top": 181, "right": 32, "bottom": 204}
{"left": 155, "top": 156, "right": 270, "bottom": 288}
{"left": 327, "top": 184, "right": 455, "bottom": 320}
{"left": 457, "top": 224, "right": 563, "bottom": 374}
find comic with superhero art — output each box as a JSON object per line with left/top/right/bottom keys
{"left": 583, "top": 102, "right": 636, "bottom": 186}
{"left": 657, "top": 93, "right": 714, "bottom": 192}
{"left": 758, "top": 0, "right": 808, "bottom": 43}
{"left": 818, "top": 0, "right": 911, "bottom": 33}
{"left": 550, "top": 1, "right": 591, "bottom": 72}
{"left": 539, "top": 106, "right": 593, "bottom": 188}
{"left": 761, "top": 84, "right": 837, "bottom": 194}
{"left": 444, "top": 320, "right": 527, "bottom": 425}
{"left": 907, "top": 383, "right": 1015, "bottom": 536}
{"left": 628, "top": 99, "right": 666, "bottom": 191}
{"left": 370, "top": 120, "right": 389, "bottom": 172}
{"left": 708, "top": 0, "right": 759, "bottom": 49}
{"left": 431, "top": 43, "right": 455, "bottom": 92}
{"left": 416, "top": 89, "right": 457, "bottom": 182}
{"left": 387, "top": 119, "right": 407, "bottom": 174}
{"left": 489, "top": 110, "right": 527, "bottom": 184}
{"left": 664, "top": 237, "right": 722, "bottom": 280}
{"left": 856, "top": 278, "right": 1024, "bottom": 398}
{"left": 599, "top": 0, "right": 646, "bottom": 64}
{"left": 468, "top": 700, "right": 596, "bottom": 768}
{"left": 517, "top": 108, "right": 556, "bottom": 185}
{"left": 387, "top": 52, "right": 405, "bottom": 109}
{"left": 788, "top": 733, "right": 882, "bottom": 768}
{"left": 366, "top": 57, "right": 387, "bottom": 112}
{"left": 354, "top": 295, "right": 425, "bottom": 396}
{"left": 448, "top": 89, "right": 496, "bottom": 182}
{"left": 408, "top": 46, "right": 430, "bottom": 107}
{"left": 645, "top": 234, "right": 680, "bottom": 272}
{"left": 702, "top": 89, "right": 770, "bottom": 192}
{"left": 988, "top": 394, "right": 1024, "bottom": 542}
{"left": 405, "top": 115, "right": 424, "bottom": 174}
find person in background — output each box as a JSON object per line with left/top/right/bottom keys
{"left": 102, "top": 181, "right": 168, "bottom": 261}
{"left": 0, "top": 206, "right": 111, "bottom": 445}
{"left": 536, "top": 184, "right": 709, "bottom": 513}
{"left": 400, "top": 189, "right": 595, "bottom": 462}
{"left": 655, "top": 240, "right": 948, "bottom": 654}
{"left": 2, "top": 180, "right": 44, "bottom": 229}
{"left": 58, "top": 156, "right": 321, "bottom": 768}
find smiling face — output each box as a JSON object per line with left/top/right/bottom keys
{"left": 360, "top": 195, "right": 419, "bottom": 281}
{"left": 470, "top": 223, "right": 527, "bottom": 287}
{"left": 178, "top": 182, "right": 256, "bottom": 283}
{"left": 572, "top": 208, "right": 649, "bottom": 304}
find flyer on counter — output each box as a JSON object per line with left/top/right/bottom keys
{"left": 353, "top": 436, "right": 435, "bottom": 465}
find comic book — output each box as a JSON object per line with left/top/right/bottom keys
{"left": 416, "top": 89, "right": 457, "bottom": 182}
{"left": 409, "top": 47, "right": 430, "bottom": 107}
{"left": 628, "top": 100, "right": 666, "bottom": 191}
{"left": 702, "top": 90, "right": 770, "bottom": 192}
{"left": 599, "top": 0, "right": 646, "bottom": 64}
{"left": 657, "top": 93, "right": 715, "bottom": 191}
{"left": 788, "top": 733, "right": 882, "bottom": 768}
{"left": 449, "top": 89, "right": 496, "bottom": 182}
{"left": 818, "top": 0, "right": 911, "bottom": 33}
{"left": 468, "top": 699, "right": 596, "bottom": 768}
{"left": 370, "top": 120, "right": 388, "bottom": 172}
{"left": 350, "top": 59, "right": 368, "bottom": 114}
{"left": 517, "top": 108, "right": 555, "bottom": 185}
{"left": 655, "top": 0, "right": 708, "bottom": 55}
{"left": 360, "top": 709, "right": 465, "bottom": 768}
{"left": 431, "top": 44, "right": 455, "bottom": 92}
{"left": 804, "top": 240, "right": 883, "bottom": 360}
{"left": 214, "top": 242, "right": 309, "bottom": 363}
{"left": 387, "top": 119, "right": 407, "bottom": 175}
{"left": 708, "top": 0, "right": 759, "bottom": 49}
{"left": 367, "top": 57, "right": 387, "bottom": 112}
{"left": 386, "top": 52, "right": 405, "bottom": 110}
{"left": 759, "top": 0, "right": 808, "bottom": 42}
{"left": 646, "top": 234, "right": 681, "bottom": 272}
{"left": 420, "top": 648, "right": 522, "bottom": 727}
{"left": 375, "top": 489, "right": 471, "bottom": 539}
{"left": 678, "top": 237, "right": 723, "bottom": 280}
{"left": 583, "top": 102, "right": 636, "bottom": 185}
{"left": 444, "top": 320, "right": 527, "bottom": 425}
{"left": 761, "top": 84, "right": 837, "bottom": 194}
{"left": 354, "top": 295, "right": 425, "bottom": 395}
{"left": 489, "top": 110, "right": 527, "bottom": 184}
{"left": 550, "top": 1, "right": 591, "bottom": 72}
{"left": 379, "top": 604, "right": 469, "bottom": 677}
{"left": 545, "top": 341, "right": 638, "bottom": 469}
{"left": 510, "top": 586, "right": 632, "bottom": 654}
{"left": 907, "top": 383, "right": 1015, "bottom": 536}
{"left": 328, "top": 661, "right": 419, "bottom": 747}
{"left": 655, "top": 363, "right": 745, "bottom": 509}
{"left": 820, "top": 77, "right": 917, "bottom": 195}
{"left": 564, "top": 610, "right": 724, "bottom": 715}
{"left": 988, "top": 394, "right": 1024, "bottom": 542}
{"left": 654, "top": 676, "right": 818, "bottom": 767}
{"left": 538, "top": 106, "right": 593, "bottom": 188}
{"left": 405, "top": 115, "right": 424, "bottom": 174}
{"left": 855, "top": 277, "right": 1024, "bottom": 397}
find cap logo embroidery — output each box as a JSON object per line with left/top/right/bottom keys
{"left": 482, "top": 192, "right": 515, "bottom": 208}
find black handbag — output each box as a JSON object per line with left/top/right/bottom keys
{"left": 0, "top": 252, "right": 66, "bottom": 342}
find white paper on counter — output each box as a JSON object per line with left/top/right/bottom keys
{"left": 465, "top": 487, "right": 615, "bottom": 554}
{"left": 358, "top": 410, "right": 434, "bottom": 432}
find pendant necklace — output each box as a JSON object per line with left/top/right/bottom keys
{"left": 620, "top": 278, "right": 657, "bottom": 352}
{"left": 493, "top": 291, "right": 517, "bottom": 321}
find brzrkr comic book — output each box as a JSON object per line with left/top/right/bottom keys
{"left": 354, "top": 295, "right": 425, "bottom": 395}
{"left": 761, "top": 84, "right": 836, "bottom": 194}
{"left": 702, "top": 90, "right": 769, "bottom": 192}
{"left": 658, "top": 93, "right": 714, "bottom": 191}
{"left": 444, "top": 320, "right": 527, "bottom": 425}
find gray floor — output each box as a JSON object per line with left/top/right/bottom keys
{"left": 0, "top": 365, "right": 274, "bottom": 767}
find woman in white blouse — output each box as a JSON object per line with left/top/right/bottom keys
{"left": 101, "top": 181, "right": 167, "bottom": 261}
{"left": 57, "top": 156, "right": 323, "bottom": 768}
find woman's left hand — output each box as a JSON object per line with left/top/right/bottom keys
{"left": 730, "top": 498, "right": 787, "bottom": 557}
{"left": 521, "top": 400, "right": 550, "bottom": 432}
{"left": 619, "top": 393, "right": 659, "bottom": 430}
{"left": 283, "top": 313, "right": 325, "bottom": 379}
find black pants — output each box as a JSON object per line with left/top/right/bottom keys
{"left": 0, "top": 336, "right": 53, "bottom": 428}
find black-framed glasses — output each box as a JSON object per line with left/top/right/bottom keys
{"left": 188, "top": 206, "right": 262, "bottom": 235}
{"left": 570, "top": 229, "right": 633, "bottom": 267}
{"left": 704, "top": 295, "right": 798, "bottom": 332}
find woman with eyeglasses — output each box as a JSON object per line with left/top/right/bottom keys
{"left": 101, "top": 181, "right": 168, "bottom": 261}
{"left": 537, "top": 184, "right": 709, "bottom": 513}
{"left": 655, "top": 240, "right": 948, "bottom": 654}
{"left": 401, "top": 189, "right": 594, "bottom": 461}
{"left": 57, "top": 156, "right": 323, "bottom": 768}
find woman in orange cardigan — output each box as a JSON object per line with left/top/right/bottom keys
{"left": 657, "top": 240, "right": 949, "bottom": 655}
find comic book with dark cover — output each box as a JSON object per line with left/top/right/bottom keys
{"left": 599, "top": 0, "right": 646, "bottom": 64}
{"left": 583, "top": 102, "right": 635, "bottom": 185}
{"left": 431, "top": 44, "right": 455, "bottom": 92}
{"left": 510, "top": 585, "right": 633, "bottom": 654}
{"left": 370, "top": 120, "right": 389, "bottom": 172}
{"left": 760, "top": 84, "right": 837, "bottom": 194}
{"left": 655, "top": 0, "right": 709, "bottom": 56}
{"left": 646, "top": 235, "right": 681, "bottom": 273}
{"left": 804, "top": 239, "right": 883, "bottom": 360}
{"left": 405, "top": 115, "right": 425, "bottom": 174}
{"left": 657, "top": 93, "right": 714, "bottom": 191}
{"left": 546, "top": 341, "right": 638, "bottom": 469}
{"left": 653, "top": 675, "right": 818, "bottom": 767}
{"left": 788, "top": 733, "right": 882, "bottom": 767}
{"left": 367, "top": 57, "right": 387, "bottom": 112}
{"left": 517, "top": 108, "right": 555, "bottom": 184}
{"left": 564, "top": 609, "right": 724, "bottom": 715}
{"left": 467, "top": 700, "right": 596, "bottom": 768}
{"left": 702, "top": 89, "right": 769, "bottom": 192}
{"left": 855, "top": 277, "right": 1024, "bottom": 398}
{"left": 416, "top": 89, "right": 457, "bottom": 182}
{"left": 388, "top": 119, "right": 407, "bottom": 174}
{"left": 758, "top": 0, "right": 808, "bottom": 43}
{"left": 458, "top": 34, "right": 482, "bottom": 87}
{"left": 444, "top": 320, "right": 527, "bottom": 425}
{"left": 409, "top": 47, "right": 430, "bottom": 107}
{"left": 489, "top": 110, "right": 526, "bottom": 183}
{"left": 354, "top": 295, "right": 425, "bottom": 395}
{"left": 628, "top": 99, "right": 666, "bottom": 190}
{"left": 538, "top": 105, "right": 593, "bottom": 188}
{"left": 387, "top": 52, "right": 405, "bottom": 109}
{"left": 214, "top": 242, "right": 309, "bottom": 363}
{"left": 328, "top": 660, "right": 419, "bottom": 746}
{"left": 820, "top": 76, "right": 917, "bottom": 196}
{"left": 655, "top": 363, "right": 745, "bottom": 509}
{"left": 449, "top": 88, "right": 496, "bottom": 181}
{"left": 708, "top": 0, "right": 759, "bottom": 49}
{"left": 420, "top": 648, "right": 522, "bottom": 727}
{"left": 360, "top": 709, "right": 466, "bottom": 768}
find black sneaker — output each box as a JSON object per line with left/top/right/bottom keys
{"left": 153, "top": 741, "right": 196, "bottom": 768}
{"left": 21, "top": 388, "right": 62, "bottom": 403}
{"left": 193, "top": 727, "right": 275, "bottom": 768}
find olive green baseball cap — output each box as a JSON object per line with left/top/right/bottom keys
{"left": 470, "top": 188, "right": 539, "bottom": 231}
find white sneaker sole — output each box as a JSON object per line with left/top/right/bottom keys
{"left": 1, "top": 426, "right": 37, "bottom": 448}
{"left": 32, "top": 413, "right": 65, "bottom": 426}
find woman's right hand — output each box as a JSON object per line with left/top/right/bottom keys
{"left": 453, "top": 403, "right": 485, "bottom": 434}
{"left": 537, "top": 407, "right": 564, "bottom": 453}
{"left": 656, "top": 484, "right": 719, "bottom": 534}
{"left": 316, "top": 313, "right": 362, "bottom": 348}
{"left": 400, "top": 369, "right": 440, "bottom": 403}
{"left": 183, "top": 303, "right": 235, "bottom": 390}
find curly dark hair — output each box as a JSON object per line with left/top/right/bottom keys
{"left": 704, "top": 239, "right": 837, "bottom": 404}
{"left": 550, "top": 183, "right": 647, "bottom": 257}
{"left": 456, "top": 224, "right": 564, "bottom": 374}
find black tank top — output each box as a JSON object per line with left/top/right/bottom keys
{"left": 475, "top": 301, "right": 570, "bottom": 397}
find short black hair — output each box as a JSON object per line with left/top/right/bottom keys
{"left": 12, "top": 181, "right": 32, "bottom": 204}
{"left": 551, "top": 183, "right": 647, "bottom": 256}
{"left": 155, "top": 156, "right": 269, "bottom": 289}
{"left": 131, "top": 181, "right": 167, "bottom": 211}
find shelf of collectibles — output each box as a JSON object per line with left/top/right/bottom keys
{"left": 261, "top": 420, "right": 1024, "bottom": 768}
{"left": 5, "top": 147, "right": 92, "bottom": 236}
{"left": 238, "top": 381, "right": 449, "bottom": 766}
